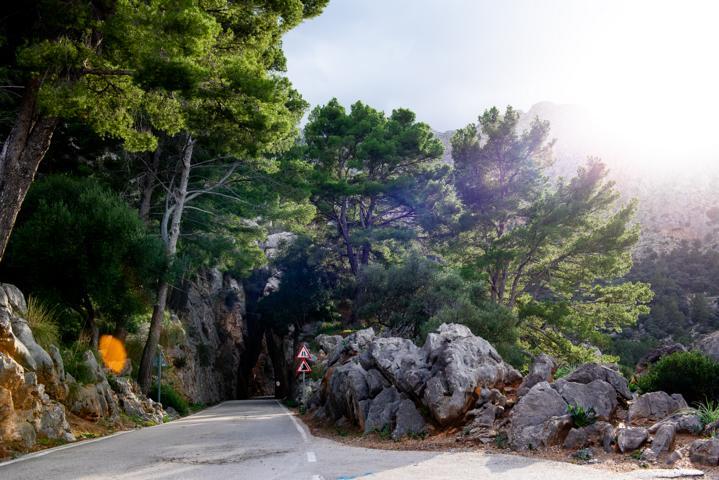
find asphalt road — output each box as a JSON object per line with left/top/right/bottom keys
{"left": 0, "top": 399, "right": 706, "bottom": 479}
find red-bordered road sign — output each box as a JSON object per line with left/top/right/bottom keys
{"left": 296, "top": 359, "right": 312, "bottom": 374}
{"left": 296, "top": 344, "right": 311, "bottom": 360}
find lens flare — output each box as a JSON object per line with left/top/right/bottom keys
{"left": 99, "top": 335, "right": 127, "bottom": 374}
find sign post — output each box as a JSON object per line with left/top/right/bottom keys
{"left": 295, "top": 343, "right": 312, "bottom": 387}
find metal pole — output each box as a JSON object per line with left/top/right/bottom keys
{"left": 157, "top": 349, "right": 162, "bottom": 404}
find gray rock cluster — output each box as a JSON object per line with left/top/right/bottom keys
{"left": 312, "top": 323, "right": 521, "bottom": 440}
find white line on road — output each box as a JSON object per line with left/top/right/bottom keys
{"left": 276, "top": 400, "right": 309, "bottom": 443}
{"left": 311, "top": 475, "right": 324, "bottom": 480}
{"left": 306, "top": 451, "right": 317, "bottom": 463}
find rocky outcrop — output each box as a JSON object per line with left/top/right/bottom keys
{"left": 562, "top": 422, "right": 614, "bottom": 451}
{"left": 640, "top": 423, "right": 675, "bottom": 462}
{"left": 0, "top": 283, "right": 165, "bottom": 454}
{"left": 314, "top": 324, "right": 518, "bottom": 439}
{"left": 167, "top": 268, "right": 246, "bottom": 404}
{"left": 552, "top": 379, "right": 618, "bottom": 420}
{"left": 628, "top": 391, "right": 687, "bottom": 423}
{"left": 0, "top": 284, "right": 74, "bottom": 448}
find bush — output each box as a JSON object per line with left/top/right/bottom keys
{"left": 62, "top": 336, "right": 96, "bottom": 385}
{"left": 25, "top": 296, "right": 59, "bottom": 350}
{"left": 694, "top": 399, "right": 719, "bottom": 428}
{"left": 636, "top": 351, "right": 719, "bottom": 405}
{"left": 149, "top": 383, "right": 189, "bottom": 416}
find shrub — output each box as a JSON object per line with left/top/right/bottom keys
{"left": 149, "top": 383, "right": 189, "bottom": 416}
{"left": 567, "top": 404, "right": 597, "bottom": 427}
{"left": 636, "top": 351, "right": 719, "bottom": 405}
{"left": 694, "top": 399, "right": 719, "bottom": 428}
{"left": 25, "top": 296, "right": 60, "bottom": 350}
{"left": 62, "top": 335, "right": 96, "bottom": 385}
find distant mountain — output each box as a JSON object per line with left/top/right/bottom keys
{"left": 434, "top": 102, "right": 719, "bottom": 253}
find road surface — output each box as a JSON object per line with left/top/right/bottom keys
{"left": 0, "top": 399, "right": 705, "bottom": 479}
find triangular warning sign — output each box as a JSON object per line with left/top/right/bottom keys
{"left": 296, "top": 344, "right": 311, "bottom": 359}
{"left": 296, "top": 359, "right": 312, "bottom": 374}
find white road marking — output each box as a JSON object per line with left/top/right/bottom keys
{"left": 306, "top": 451, "right": 317, "bottom": 463}
{"left": 311, "top": 475, "right": 324, "bottom": 480}
{"left": 276, "top": 400, "right": 309, "bottom": 443}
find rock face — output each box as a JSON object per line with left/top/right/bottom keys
{"left": 0, "top": 283, "right": 166, "bottom": 454}
{"left": 636, "top": 343, "right": 686, "bottom": 373}
{"left": 561, "top": 363, "right": 632, "bottom": 401}
{"left": 640, "top": 423, "right": 675, "bottom": 462}
{"left": 628, "top": 391, "right": 688, "bottom": 423}
{"left": 315, "top": 324, "right": 518, "bottom": 439}
{"left": 696, "top": 331, "right": 719, "bottom": 362}
{"left": 167, "top": 268, "right": 247, "bottom": 404}
{"left": 552, "top": 379, "right": 618, "bottom": 420}
{"left": 0, "top": 284, "right": 74, "bottom": 448}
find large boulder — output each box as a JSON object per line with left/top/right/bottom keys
{"left": 649, "top": 412, "right": 703, "bottom": 435}
{"left": 316, "top": 334, "right": 342, "bottom": 356}
{"left": 562, "top": 363, "right": 632, "bottom": 401}
{"left": 67, "top": 351, "right": 120, "bottom": 422}
{"left": 628, "top": 391, "right": 687, "bottom": 423}
{"left": 392, "top": 398, "right": 426, "bottom": 440}
{"left": 324, "top": 358, "right": 370, "bottom": 425}
{"left": 552, "top": 379, "right": 618, "bottom": 420}
{"left": 689, "top": 437, "right": 719, "bottom": 466}
{"left": 366, "top": 337, "right": 430, "bottom": 397}
{"left": 518, "top": 354, "right": 556, "bottom": 397}
{"left": 422, "top": 324, "right": 521, "bottom": 426}
{"left": 509, "top": 381, "right": 571, "bottom": 450}
{"left": 363, "top": 386, "right": 401, "bottom": 433}
{"left": 616, "top": 427, "right": 649, "bottom": 453}
{"left": 696, "top": 331, "right": 719, "bottom": 362}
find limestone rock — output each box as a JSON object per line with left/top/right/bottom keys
{"left": 552, "top": 379, "right": 618, "bottom": 420}
{"left": 367, "top": 337, "right": 430, "bottom": 397}
{"left": 422, "top": 323, "right": 521, "bottom": 426}
{"left": 392, "top": 398, "right": 426, "bottom": 440}
{"left": 365, "top": 368, "right": 389, "bottom": 398}
{"left": 562, "top": 421, "right": 614, "bottom": 452}
{"left": 640, "top": 423, "right": 676, "bottom": 462}
{"left": 509, "top": 381, "right": 571, "bottom": 450}
{"left": 518, "top": 354, "right": 556, "bottom": 397}
{"left": 649, "top": 412, "right": 703, "bottom": 435}
{"left": 689, "top": 437, "right": 719, "bottom": 466}
{"left": 364, "top": 386, "right": 401, "bottom": 434}
{"left": 617, "top": 427, "right": 649, "bottom": 453}
{"left": 325, "top": 358, "right": 370, "bottom": 426}
{"left": 316, "top": 334, "right": 342, "bottom": 356}
{"left": 327, "top": 328, "right": 375, "bottom": 366}
{"left": 628, "top": 391, "right": 688, "bottom": 423}
{"left": 562, "top": 363, "right": 632, "bottom": 401}
{"left": 111, "top": 376, "right": 165, "bottom": 424}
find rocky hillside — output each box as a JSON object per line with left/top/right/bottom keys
{"left": 302, "top": 324, "right": 719, "bottom": 467}
{"left": 0, "top": 283, "right": 164, "bottom": 457}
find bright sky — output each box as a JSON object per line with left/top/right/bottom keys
{"left": 284, "top": 0, "right": 719, "bottom": 172}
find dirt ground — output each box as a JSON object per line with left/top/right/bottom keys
{"left": 301, "top": 411, "right": 719, "bottom": 477}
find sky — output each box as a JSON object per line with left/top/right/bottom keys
{"left": 283, "top": 0, "right": 719, "bottom": 171}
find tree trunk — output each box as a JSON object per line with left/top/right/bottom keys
{"left": 138, "top": 144, "right": 162, "bottom": 224}
{"left": 0, "top": 79, "right": 58, "bottom": 262}
{"left": 137, "top": 134, "right": 195, "bottom": 394}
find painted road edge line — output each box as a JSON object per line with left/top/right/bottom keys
{"left": 307, "top": 451, "right": 317, "bottom": 463}
{"left": 277, "top": 399, "right": 309, "bottom": 443}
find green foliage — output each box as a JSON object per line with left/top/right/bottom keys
{"left": 2, "top": 175, "right": 164, "bottom": 339}
{"left": 567, "top": 404, "right": 598, "bottom": 428}
{"left": 149, "top": 384, "right": 189, "bottom": 416}
{"left": 636, "top": 351, "right": 719, "bottom": 404}
{"left": 450, "top": 106, "right": 652, "bottom": 364}
{"left": 25, "top": 297, "right": 60, "bottom": 350}
{"left": 62, "top": 338, "right": 96, "bottom": 385}
{"left": 694, "top": 399, "right": 719, "bottom": 428}
{"left": 573, "top": 448, "right": 594, "bottom": 461}
{"left": 303, "top": 99, "right": 457, "bottom": 275}
{"left": 553, "top": 364, "right": 577, "bottom": 380}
